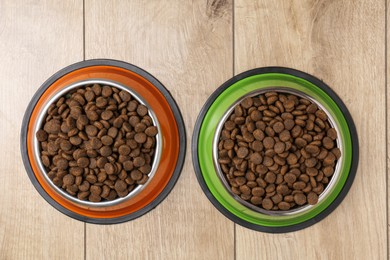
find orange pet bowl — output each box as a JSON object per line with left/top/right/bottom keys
{"left": 21, "top": 59, "right": 186, "bottom": 224}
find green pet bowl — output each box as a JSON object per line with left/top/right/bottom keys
{"left": 192, "top": 67, "right": 358, "bottom": 233}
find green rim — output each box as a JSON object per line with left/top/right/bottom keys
{"left": 198, "top": 73, "right": 352, "bottom": 227}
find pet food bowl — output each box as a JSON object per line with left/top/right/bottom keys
{"left": 192, "top": 67, "right": 358, "bottom": 233}
{"left": 21, "top": 59, "right": 186, "bottom": 224}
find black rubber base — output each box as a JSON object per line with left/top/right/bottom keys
{"left": 21, "top": 59, "right": 186, "bottom": 224}
{"left": 192, "top": 67, "right": 359, "bottom": 233}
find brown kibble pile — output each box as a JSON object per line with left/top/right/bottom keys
{"left": 218, "top": 92, "right": 341, "bottom": 211}
{"left": 36, "top": 83, "right": 158, "bottom": 202}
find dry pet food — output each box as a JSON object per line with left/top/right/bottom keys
{"left": 217, "top": 92, "right": 341, "bottom": 211}
{"left": 36, "top": 83, "right": 158, "bottom": 202}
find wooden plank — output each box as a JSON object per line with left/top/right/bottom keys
{"left": 0, "top": 1, "right": 84, "bottom": 259}
{"left": 85, "top": 1, "right": 234, "bottom": 259}
{"left": 235, "top": 1, "right": 387, "bottom": 259}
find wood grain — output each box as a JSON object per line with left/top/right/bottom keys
{"left": 235, "top": 1, "right": 387, "bottom": 259}
{"left": 0, "top": 0, "right": 84, "bottom": 259}
{"left": 85, "top": 1, "right": 234, "bottom": 259}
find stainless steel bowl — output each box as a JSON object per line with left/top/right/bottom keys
{"left": 32, "top": 79, "right": 163, "bottom": 207}
{"left": 212, "top": 87, "right": 343, "bottom": 216}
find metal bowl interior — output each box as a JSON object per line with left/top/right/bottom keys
{"left": 32, "top": 79, "right": 163, "bottom": 208}
{"left": 212, "top": 87, "right": 343, "bottom": 216}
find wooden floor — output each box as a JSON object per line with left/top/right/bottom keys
{"left": 0, "top": 0, "right": 387, "bottom": 259}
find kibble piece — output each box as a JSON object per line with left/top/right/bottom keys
{"left": 272, "top": 122, "right": 285, "bottom": 133}
{"left": 78, "top": 191, "right": 90, "bottom": 200}
{"left": 134, "top": 123, "right": 146, "bottom": 133}
{"left": 271, "top": 194, "right": 283, "bottom": 204}
{"left": 250, "top": 110, "right": 262, "bottom": 121}
{"left": 283, "top": 119, "right": 295, "bottom": 131}
{"left": 114, "top": 180, "right": 127, "bottom": 192}
{"left": 306, "top": 167, "right": 318, "bottom": 176}
{"left": 84, "top": 90, "right": 95, "bottom": 101}
{"left": 306, "top": 103, "right": 317, "bottom": 114}
{"left": 251, "top": 196, "right": 262, "bottom": 205}
{"left": 101, "top": 110, "right": 114, "bottom": 120}
{"left": 224, "top": 121, "right": 236, "bottom": 131}
{"left": 86, "top": 110, "right": 99, "bottom": 121}
{"left": 263, "top": 156, "right": 274, "bottom": 167}
{"left": 241, "top": 97, "right": 253, "bottom": 109}
{"left": 276, "top": 184, "right": 289, "bottom": 195}
{"left": 279, "top": 130, "right": 291, "bottom": 142}
{"left": 263, "top": 137, "right": 275, "bottom": 149}
{"left": 262, "top": 198, "right": 273, "bottom": 210}
{"left": 307, "top": 192, "right": 319, "bottom": 205}
{"left": 294, "top": 193, "right": 307, "bottom": 205}
{"left": 91, "top": 84, "right": 102, "bottom": 95}
{"left": 44, "top": 119, "right": 61, "bottom": 134}
{"left": 139, "top": 164, "right": 152, "bottom": 174}
{"left": 70, "top": 167, "right": 83, "bottom": 176}
{"left": 322, "top": 136, "right": 334, "bottom": 149}
{"left": 250, "top": 153, "right": 262, "bottom": 165}
{"left": 264, "top": 172, "right": 276, "bottom": 184}
{"left": 252, "top": 187, "right": 265, "bottom": 197}
{"left": 284, "top": 173, "right": 297, "bottom": 184}
{"left": 134, "top": 133, "right": 147, "bottom": 144}
{"left": 293, "top": 181, "right": 306, "bottom": 190}
{"left": 130, "top": 170, "right": 143, "bottom": 181}
{"left": 237, "top": 147, "right": 249, "bottom": 159}
{"left": 239, "top": 185, "right": 251, "bottom": 195}
{"left": 323, "top": 152, "right": 336, "bottom": 166}
{"left": 267, "top": 95, "right": 278, "bottom": 105}
{"left": 63, "top": 174, "right": 75, "bottom": 186}
{"left": 89, "top": 193, "right": 101, "bottom": 202}
{"left": 119, "top": 90, "right": 131, "bottom": 102}
{"left": 305, "top": 145, "right": 320, "bottom": 154}
{"left": 56, "top": 158, "right": 69, "bottom": 170}
{"left": 104, "top": 163, "right": 116, "bottom": 175}
{"left": 274, "top": 142, "right": 285, "bottom": 154}
{"left": 90, "top": 185, "right": 102, "bottom": 195}
{"left": 100, "top": 146, "right": 112, "bottom": 157}
{"left": 41, "top": 155, "right": 50, "bottom": 167}
{"left": 327, "top": 128, "right": 338, "bottom": 140}
{"left": 252, "top": 140, "right": 263, "bottom": 152}
{"left": 123, "top": 160, "right": 134, "bottom": 171}
{"left": 145, "top": 126, "right": 158, "bottom": 137}
{"left": 101, "top": 86, "right": 112, "bottom": 97}
{"left": 305, "top": 158, "right": 317, "bottom": 168}
{"left": 107, "top": 127, "right": 118, "bottom": 138}
{"left": 316, "top": 110, "right": 328, "bottom": 120}
{"left": 331, "top": 148, "right": 341, "bottom": 159}
{"left": 118, "top": 145, "right": 131, "bottom": 156}
{"left": 137, "top": 105, "right": 148, "bottom": 116}
{"left": 278, "top": 201, "right": 290, "bottom": 210}
{"left": 286, "top": 153, "right": 298, "bottom": 165}
{"left": 282, "top": 100, "right": 294, "bottom": 111}
{"left": 323, "top": 166, "right": 334, "bottom": 177}
{"left": 77, "top": 157, "right": 89, "bottom": 168}
{"left": 36, "top": 129, "right": 48, "bottom": 142}
{"left": 85, "top": 125, "right": 98, "bottom": 136}
{"left": 223, "top": 139, "right": 234, "bottom": 150}
{"left": 253, "top": 129, "right": 265, "bottom": 141}
{"left": 133, "top": 156, "right": 146, "bottom": 167}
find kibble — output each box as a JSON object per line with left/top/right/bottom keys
{"left": 218, "top": 92, "right": 340, "bottom": 211}
{"left": 36, "top": 83, "right": 158, "bottom": 202}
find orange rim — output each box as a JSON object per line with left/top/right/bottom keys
{"left": 26, "top": 64, "right": 181, "bottom": 219}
